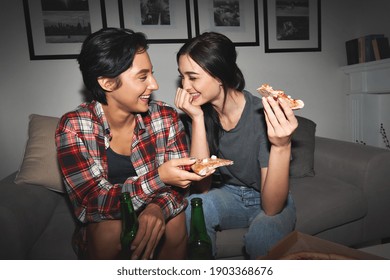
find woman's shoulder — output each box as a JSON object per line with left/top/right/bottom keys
{"left": 148, "top": 99, "right": 178, "bottom": 115}
{"left": 243, "top": 90, "right": 263, "bottom": 111}
{"left": 58, "top": 102, "right": 100, "bottom": 131}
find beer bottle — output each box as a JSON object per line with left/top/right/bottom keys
{"left": 188, "top": 197, "right": 214, "bottom": 259}
{"left": 120, "top": 192, "right": 138, "bottom": 259}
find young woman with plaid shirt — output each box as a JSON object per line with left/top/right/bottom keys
{"left": 55, "top": 28, "right": 213, "bottom": 260}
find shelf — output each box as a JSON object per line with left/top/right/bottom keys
{"left": 341, "top": 58, "right": 390, "bottom": 148}
{"left": 341, "top": 58, "right": 390, "bottom": 74}
{"left": 341, "top": 58, "right": 390, "bottom": 94}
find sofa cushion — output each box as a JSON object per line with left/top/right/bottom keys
{"left": 216, "top": 228, "right": 247, "bottom": 259}
{"left": 289, "top": 116, "right": 316, "bottom": 178}
{"left": 0, "top": 173, "right": 65, "bottom": 259}
{"left": 14, "top": 114, "right": 64, "bottom": 193}
{"left": 290, "top": 174, "right": 367, "bottom": 235}
{"left": 29, "top": 198, "right": 77, "bottom": 259}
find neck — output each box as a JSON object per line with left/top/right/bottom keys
{"left": 213, "top": 89, "right": 244, "bottom": 117}
{"left": 102, "top": 103, "right": 136, "bottom": 130}
{"left": 213, "top": 90, "right": 245, "bottom": 131}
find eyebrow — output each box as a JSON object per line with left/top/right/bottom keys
{"left": 136, "top": 68, "right": 152, "bottom": 75}
{"left": 177, "top": 69, "right": 199, "bottom": 75}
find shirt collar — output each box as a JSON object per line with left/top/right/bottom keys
{"left": 91, "top": 101, "right": 146, "bottom": 149}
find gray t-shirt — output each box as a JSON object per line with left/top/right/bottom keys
{"left": 217, "top": 90, "right": 270, "bottom": 190}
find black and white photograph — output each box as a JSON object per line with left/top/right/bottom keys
{"left": 119, "top": 0, "right": 191, "bottom": 43}
{"left": 194, "top": 0, "right": 259, "bottom": 46}
{"left": 213, "top": 0, "right": 240, "bottom": 27}
{"left": 23, "top": 0, "right": 106, "bottom": 59}
{"left": 276, "top": 0, "right": 309, "bottom": 40}
{"left": 41, "top": 0, "right": 92, "bottom": 43}
{"left": 140, "top": 0, "right": 170, "bottom": 25}
{"left": 264, "top": 0, "right": 321, "bottom": 52}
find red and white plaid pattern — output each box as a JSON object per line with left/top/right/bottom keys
{"left": 55, "top": 100, "right": 189, "bottom": 225}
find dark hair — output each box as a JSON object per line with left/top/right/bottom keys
{"left": 176, "top": 32, "right": 245, "bottom": 155}
{"left": 78, "top": 27, "right": 148, "bottom": 104}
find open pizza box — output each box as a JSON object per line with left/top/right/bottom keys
{"left": 258, "top": 231, "right": 385, "bottom": 260}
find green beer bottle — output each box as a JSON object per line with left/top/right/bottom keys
{"left": 188, "top": 197, "right": 214, "bottom": 259}
{"left": 120, "top": 192, "right": 138, "bottom": 259}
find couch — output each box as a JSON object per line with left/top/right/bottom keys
{"left": 1, "top": 114, "right": 390, "bottom": 260}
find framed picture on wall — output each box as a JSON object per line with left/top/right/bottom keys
{"left": 118, "top": 0, "right": 192, "bottom": 44}
{"left": 23, "top": 0, "right": 107, "bottom": 60}
{"left": 194, "top": 0, "right": 259, "bottom": 47}
{"left": 263, "top": 0, "right": 321, "bottom": 52}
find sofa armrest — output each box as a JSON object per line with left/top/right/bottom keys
{"left": 0, "top": 173, "right": 64, "bottom": 259}
{"left": 314, "top": 136, "right": 390, "bottom": 193}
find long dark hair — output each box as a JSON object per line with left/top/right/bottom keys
{"left": 78, "top": 28, "right": 148, "bottom": 104}
{"left": 177, "top": 32, "right": 245, "bottom": 155}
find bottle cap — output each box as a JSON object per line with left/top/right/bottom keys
{"left": 191, "top": 197, "right": 203, "bottom": 206}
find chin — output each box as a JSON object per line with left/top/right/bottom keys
{"left": 191, "top": 97, "right": 204, "bottom": 106}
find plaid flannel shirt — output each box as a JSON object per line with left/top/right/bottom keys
{"left": 55, "top": 100, "right": 189, "bottom": 224}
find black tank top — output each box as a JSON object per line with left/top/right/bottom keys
{"left": 106, "top": 147, "right": 137, "bottom": 184}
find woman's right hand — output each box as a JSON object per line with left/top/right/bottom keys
{"left": 175, "top": 87, "right": 203, "bottom": 120}
{"left": 158, "top": 157, "right": 215, "bottom": 188}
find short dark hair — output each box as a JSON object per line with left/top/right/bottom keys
{"left": 78, "top": 28, "right": 148, "bottom": 104}
{"left": 177, "top": 32, "right": 245, "bottom": 155}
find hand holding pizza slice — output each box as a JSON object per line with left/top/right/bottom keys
{"left": 257, "top": 84, "right": 304, "bottom": 110}
{"left": 191, "top": 155, "right": 234, "bottom": 176}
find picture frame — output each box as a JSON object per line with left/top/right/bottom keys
{"left": 23, "top": 0, "right": 107, "bottom": 60}
{"left": 118, "top": 0, "right": 192, "bottom": 44}
{"left": 194, "top": 0, "right": 259, "bottom": 47}
{"left": 263, "top": 0, "right": 321, "bottom": 53}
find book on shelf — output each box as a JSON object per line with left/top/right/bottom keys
{"left": 345, "top": 34, "right": 385, "bottom": 65}
{"left": 372, "top": 37, "right": 390, "bottom": 60}
{"left": 345, "top": 38, "right": 359, "bottom": 65}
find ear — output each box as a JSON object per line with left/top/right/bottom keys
{"left": 97, "top": 77, "right": 116, "bottom": 92}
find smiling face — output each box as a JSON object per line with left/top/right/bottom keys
{"left": 103, "top": 50, "right": 158, "bottom": 113}
{"left": 178, "top": 54, "right": 223, "bottom": 106}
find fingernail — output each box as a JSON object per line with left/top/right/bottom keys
{"left": 131, "top": 254, "right": 138, "bottom": 260}
{"left": 131, "top": 245, "right": 136, "bottom": 250}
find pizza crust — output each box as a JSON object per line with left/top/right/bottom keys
{"left": 257, "top": 83, "right": 304, "bottom": 110}
{"left": 191, "top": 155, "right": 234, "bottom": 176}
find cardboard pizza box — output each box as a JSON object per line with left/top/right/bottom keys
{"left": 259, "top": 231, "right": 385, "bottom": 260}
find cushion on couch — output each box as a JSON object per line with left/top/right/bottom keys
{"left": 0, "top": 172, "right": 76, "bottom": 259}
{"left": 289, "top": 116, "right": 316, "bottom": 178}
{"left": 290, "top": 175, "right": 367, "bottom": 234}
{"left": 14, "top": 114, "right": 64, "bottom": 193}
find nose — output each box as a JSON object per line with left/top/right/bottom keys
{"left": 148, "top": 75, "right": 159, "bottom": 91}
{"left": 181, "top": 77, "right": 192, "bottom": 91}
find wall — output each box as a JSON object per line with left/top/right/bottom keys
{"left": 1, "top": 0, "right": 389, "bottom": 179}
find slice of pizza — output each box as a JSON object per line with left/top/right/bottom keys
{"left": 257, "top": 83, "right": 304, "bottom": 110}
{"left": 191, "top": 155, "right": 234, "bottom": 176}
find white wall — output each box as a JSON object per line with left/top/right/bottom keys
{"left": 1, "top": 0, "right": 389, "bottom": 179}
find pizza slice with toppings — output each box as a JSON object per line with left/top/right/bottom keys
{"left": 191, "top": 155, "right": 234, "bottom": 176}
{"left": 257, "top": 83, "right": 304, "bottom": 110}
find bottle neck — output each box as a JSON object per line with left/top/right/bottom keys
{"left": 120, "top": 193, "right": 137, "bottom": 229}
{"left": 190, "top": 202, "right": 208, "bottom": 235}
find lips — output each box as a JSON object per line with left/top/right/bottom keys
{"left": 139, "top": 95, "right": 151, "bottom": 102}
{"left": 190, "top": 92, "right": 200, "bottom": 100}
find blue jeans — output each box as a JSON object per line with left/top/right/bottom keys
{"left": 185, "top": 184, "right": 296, "bottom": 259}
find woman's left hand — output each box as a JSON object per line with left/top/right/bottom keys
{"left": 262, "top": 96, "right": 298, "bottom": 147}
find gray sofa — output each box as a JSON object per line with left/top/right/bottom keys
{"left": 1, "top": 114, "right": 390, "bottom": 260}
